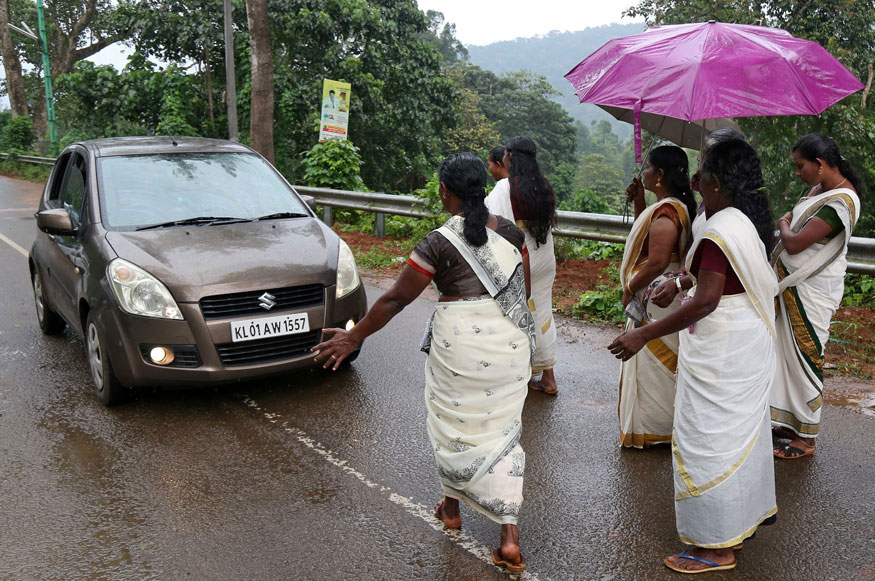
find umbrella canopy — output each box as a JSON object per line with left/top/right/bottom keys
{"left": 565, "top": 21, "right": 864, "bottom": 160}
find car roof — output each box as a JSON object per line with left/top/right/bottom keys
{"left": 73, "top": 137, "right": 256, "bottom": 158}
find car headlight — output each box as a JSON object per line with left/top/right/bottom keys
{"left": 336, "top": 239, "right": 361, "bottom": 298}
{"left": 107, "top": 258, "right": 183, "bottom": 319}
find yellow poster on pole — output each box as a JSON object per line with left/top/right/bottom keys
{"left": 319, "top": 79, "right": 351, "bottom": 141}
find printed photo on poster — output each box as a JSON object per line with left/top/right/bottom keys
{"left": 319, "top": 79, "right": 351, "bottom": 141}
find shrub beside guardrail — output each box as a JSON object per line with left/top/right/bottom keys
{"left": 3, "top": 152, "right": 874, "bottom": 275}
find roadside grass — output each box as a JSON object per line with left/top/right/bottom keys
{"left": 0, "top": 158, "right": 51, "bottom": 182}
{"left": 827, "top": 316, "right": 875, "bottom": 380}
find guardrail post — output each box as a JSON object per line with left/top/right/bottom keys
{"left": 375, "top": 212, "right": 385, "bottom": 238}
{"left": 323, "top": 206, "right": 333, "bottom": 226}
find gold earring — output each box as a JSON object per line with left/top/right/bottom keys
{"left": 818, "top": 167, "right": 822, "bottom": 175}
{"left": 656, "top": 179, "right": 661, "bottom": 188}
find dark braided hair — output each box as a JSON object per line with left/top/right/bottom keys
{"left": 793, "top": 133, "right": 863, "bottom": 198}
{"left": 701, "top": 140, "right": 776, "bottom": 254}
{"left": 505, "top": 136, "right": 556, "bottom": 247}
{"left": 648, "top": 145, "right": 696, "bottom": 222}
{"left": 439, "top": 152, "right": 490, "bottom": 247}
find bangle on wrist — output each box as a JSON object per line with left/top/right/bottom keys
{"left": 675, "top": 276, "right": 683, "bottom": 292}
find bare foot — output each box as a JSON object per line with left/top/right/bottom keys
{"left": 664, "top": 547, "right": 735, "bottom": 572}
{"left": 493, "top": 524, "right": 525, "bottom": 571}
{"left": 434, "top": 497, "right": 461, "bottom": 529}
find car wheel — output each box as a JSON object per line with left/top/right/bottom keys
{"left": 32, "top": 269, "right": 65, "bottom": 334}
{"left": 85, "top": 312, "right": 127, "bottom": 406}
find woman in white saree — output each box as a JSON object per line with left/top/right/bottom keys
{"left": 485, "top": 136, "right": 559, "bottom": 395}
{"left": 312, "top": 153, "right": 535, "bottom": 573}
{"left": 617, "top": 145, "right": 695, "bottom": 448}
{"left": 610, "top": 140, "right": 779, "bottom": 574}
{"left": 771, "top": 133, "right": 861, "bottom": 459}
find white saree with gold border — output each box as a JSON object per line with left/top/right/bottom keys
{"left": 422, "top": 216, "right": 535, "bottom": 525}
{"left": 769, "top": 188, "right": 859, "bottom": 437}
{"left": 485, "top": 180, "right": 557, "bottom": 373}
{"left": 674, "top": 208, "right": 778, "bottom": 548}
{"left": 618, "top": 198, "right": 691, "bottom": 448}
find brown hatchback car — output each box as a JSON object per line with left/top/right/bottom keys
{"left": 29, "top": 137, "right": 367, "bottom": 405}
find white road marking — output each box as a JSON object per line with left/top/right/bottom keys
{"left": 0, "top": 231, "right": 29, "bottom": 258}
{"left": 241, "top": 395, "right": 541, "bottom": 580}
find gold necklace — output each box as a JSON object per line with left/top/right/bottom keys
{"left": 827, "top": 177, "right": 847, "bottom": 191}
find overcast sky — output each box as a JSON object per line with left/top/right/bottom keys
{"left": 416, "top": 0, "right": 641, "bottom": 46}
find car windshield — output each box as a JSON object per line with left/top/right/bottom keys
{"left": 97, "top": 152, "right": 309, "bottom": 229}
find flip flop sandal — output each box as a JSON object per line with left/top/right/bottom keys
{"left": 773, "top": 443, "right": 815, "bottom": 460}
{"left": 434, "top": 499, "right": 461, "bottom": 529}
{"left": 492, "top": 548, "right": 526, "bottom": 572}
{"left": 528, "top": 381, "right": 558, "bottom": 395}
{"left": 664, "top": 550, "right": 736, "bottom": 574}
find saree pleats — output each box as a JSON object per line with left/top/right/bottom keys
{"left": 425, "top": 297, "right": 531, "bottom": 525}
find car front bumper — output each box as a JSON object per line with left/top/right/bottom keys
{"left": 99, "top": 283, "right": 368, "bottom": 388}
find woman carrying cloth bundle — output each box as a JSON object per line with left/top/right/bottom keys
{"left": 770, "top": 133, "right": 861, "bottom": 459}
{"left": 617, "top": 145, "right": 695, "bottom": 448}
{"left": 312, "top": 153, "right": 535, "bottom": 573}
{"left": 609, "top": 140, "right": 779, "bottom": 573}
{"left": 485, "top": 136, "right": 559, "bottom": 395}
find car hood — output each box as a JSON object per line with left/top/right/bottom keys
{"left": 104, "top": 218, "right": 339, "bottom": 302}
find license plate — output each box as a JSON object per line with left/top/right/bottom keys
{"left": 230, "top": 313, "right": 310, "bottom": 343}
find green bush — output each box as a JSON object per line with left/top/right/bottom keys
{"left": 385, "top": 173, "right": 447, "bottom": 240}
{"left": 843, "top": 274, "right": 875, "bottom": 308}
{"left": 571, "top": 263, "right": 625, "bottom": 324}
{"left": 0, "top": 116, "right": 36, "bottom": 152}
{"left": 300, "top": 139, "right": 366, "bottom": 191}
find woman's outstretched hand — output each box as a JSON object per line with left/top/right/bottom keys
{"left": 608, "top": 328, "right": 648, "bottom": 361}
{"left": 311, "top": 328, "right": 360, "bottom": 371}
{"left": 625, "top": 177, "right": 645, "bottom": 201}
{"left": 650, "top": 279, "right": 679, "bottom": 308}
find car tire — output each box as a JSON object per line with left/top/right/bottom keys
{"left": 32, "top": 269, "right": 66, "bottom": 335}
{"left": 85, "top": 312, "right": 127, "bottom": 406}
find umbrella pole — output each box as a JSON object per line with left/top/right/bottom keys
{"left": 624, "top": 137, "right": 658, "bottom": 224}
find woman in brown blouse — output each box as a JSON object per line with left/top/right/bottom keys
{"left": 313, "top": 153, "right": 534, "bottom": 573}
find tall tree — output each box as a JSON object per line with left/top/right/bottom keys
{"left": 0, "top": 0, "right": 29, "bottom": 116}
{"left": 245, "top": 0, "right": 274, "bottom": 162}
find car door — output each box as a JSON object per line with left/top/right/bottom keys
{"left": 43, "top": 150, "right": 90, "bottom": 328}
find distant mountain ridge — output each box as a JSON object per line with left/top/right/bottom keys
{"left": 467, "top": 22, "right": 645, "bottom": 139}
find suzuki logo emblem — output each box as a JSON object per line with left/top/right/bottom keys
{"left": 258, "top": 292, "right": 277, "bottom": 311}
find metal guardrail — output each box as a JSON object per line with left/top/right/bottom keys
{"left": 3, "top": 152, "right": 874, "bottom": 274}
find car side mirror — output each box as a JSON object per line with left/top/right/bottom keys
{"left": 36, "top": 208, "right": 75, "bottom": 235}
{"left": 300, "top": 195, "right": 317, "bottom": 213}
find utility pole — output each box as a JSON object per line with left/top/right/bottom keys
{"left": 36, "top": 0, "right": 57, "bottom": 155}
{"left": 223, "top": 0, "right": 238, "bottom": 142}
{"left": 6, "top": 0, "right": 57, "bottom": 155}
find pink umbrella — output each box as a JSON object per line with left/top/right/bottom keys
{"left": 565, "top": 21, "right": 865, "bottom": 161}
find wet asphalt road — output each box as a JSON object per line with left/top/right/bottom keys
{"left": 1, "top": 175, "right": 874, "bottom": 580}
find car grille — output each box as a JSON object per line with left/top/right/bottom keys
{"left": 199, "top": 284, "right": 324, "bottom": 320}
{"left": 139, "top": 344, "right": 201, "bottom": 368}
{"left": 216, "top": 330, "right": 321, "bottom": 366}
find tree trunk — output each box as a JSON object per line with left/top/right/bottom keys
{"left": 0, "top": 0, "right": 29, "bottom": 117}
{"left": 204, "top": 46, "right": 215, "bottom": 123}
{"left": 245, "top": 0, "right": 275, "bottom": 163}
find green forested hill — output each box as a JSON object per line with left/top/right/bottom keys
{"left": 467, "top": 22, "right": 645, "bottom": 138}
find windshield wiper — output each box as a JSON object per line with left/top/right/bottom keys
{"left": 135, "top": 216, "right": 250, "bottom": 231}
{"left": 255, "top": 212, "right": 309, "bottom": 221}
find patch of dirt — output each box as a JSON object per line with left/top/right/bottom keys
{"left": 553, "top": 258, "right": 615, "bottom": 316}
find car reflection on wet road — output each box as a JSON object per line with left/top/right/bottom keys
{"left": 1, "top": 176, "right": 873, "bottom": 580}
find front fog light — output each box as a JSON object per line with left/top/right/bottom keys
{"left": 345, "top": 319, "right": 356, "bottom": 331}
{"left": 150, "top": 346, "right": 175, "bottom": 365}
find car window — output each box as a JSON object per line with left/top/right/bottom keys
{"left": 96, "top": 152, "right": 310, "bottom": 229}
{"left": 58, "top": 154, "right": 87, "bottom": 227}
{"left": 47, "top": 154, "right": 72, "bottom": 205}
